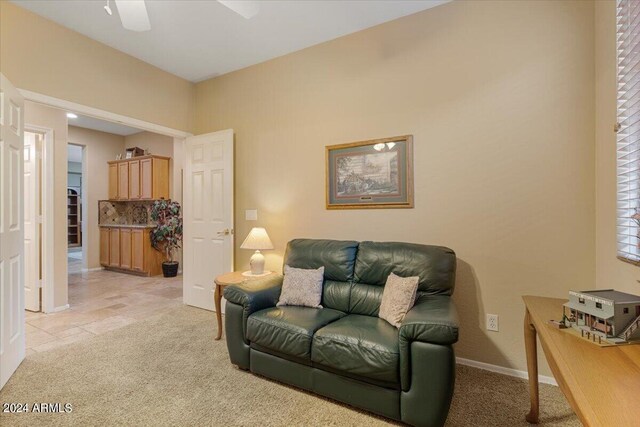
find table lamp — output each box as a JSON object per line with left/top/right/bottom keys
{"left": 240, "top": 227, "right": 274, "bottom": 276}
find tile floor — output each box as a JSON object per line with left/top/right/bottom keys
{"left": 25, "top": 268, "right": 182, "bottom": 354}
{"left": 67, "top": 250, "right": 84, "bottom": 274}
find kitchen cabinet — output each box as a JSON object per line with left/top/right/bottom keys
{"left": 100, "top": 226, "right": 163, "bottom": 276}
{"left": 131, "top": 229, "right": 145, "bottom": 272}
{"left": 109, "top": 228, "right": 120, "bottom": 267}
{"left": 107, "top": 155, "right": 170, "bottom": 201}
{"left": 108, "top": 164, "right": 118, "bottom": 199}
{"left": 140, "top": 158, "right": 153, "bottom": 199}
{"left": 120, "top": 228, "right": 132, "bottom": 269}
{"left": 100, "top": 227, "right": 110, "bottom": 265}
{"left": 128, "top": 160, "right": 140, "bottom": 200}
{"left": 118, "top": 162, "right": 129, "bottom": 200}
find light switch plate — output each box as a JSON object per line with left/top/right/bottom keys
{"left": 245, "top": 209, "right": 258, "bottom": 221}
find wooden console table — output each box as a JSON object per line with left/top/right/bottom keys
{"left": 523, "top": 296, "right": 640, "bottom": 426}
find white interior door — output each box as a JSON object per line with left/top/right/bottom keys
{"left": 0, "top": 73, "right": 26, "bottom": 389}
{"left": 183, "top": 129, "right": 234, "bottom": 311}
{"left": 24, "top": 131, "right": 40, "bottom": 312}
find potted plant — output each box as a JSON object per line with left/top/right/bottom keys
{"left": 150, "top": 200, "right": 183, "bottom": 277}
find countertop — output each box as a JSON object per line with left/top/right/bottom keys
{"left": 98, "top": 224, "right": 155, "bottom": 229}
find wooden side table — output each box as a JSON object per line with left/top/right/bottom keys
{"left": 214, "top": 271, "right": 276, "bottom": 340}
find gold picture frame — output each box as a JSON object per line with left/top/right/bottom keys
{"left": 326, "top": 135, "right": 414, "bottom": 210}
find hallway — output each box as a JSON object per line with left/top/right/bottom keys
{"left": 68, "top": 248, "right": 83, "bottom": 274}
{"left": 25, "top": 270, "right": 182, "bottom": 354}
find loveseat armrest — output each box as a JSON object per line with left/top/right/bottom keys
{"left": 399, "top": 295, "right": 459, "bottom": 346}
{"left": 399, "top": 295, "right": 459, "bottom": 393}
{"left": 223, "top": 274, "right": 284, "bottom": 317}
{"left": 223, "top": 275, "right": 283, "bottom": 369}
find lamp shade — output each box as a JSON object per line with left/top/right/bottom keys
{"left": 240, "top": 227, "right": 274, "bottom": 250}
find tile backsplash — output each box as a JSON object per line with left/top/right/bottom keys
{"left": 99, "top": 200, "right": 155, "bottom": 225}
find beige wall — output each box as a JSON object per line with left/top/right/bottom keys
{"left": 595, "top": 0, "right": 640, "bottom": 294}
{"left": 24, "top": 101, "right": 68, "bottom": 309}
{"left": 125, "top": 131, "right": 174, "bottom": 159}
{"left": 195, "top": 0, "right": 596, "bottom": 373}
{"left": 68, "top": 126, "right": 125, "bottom": 269}
{"left": 0, "top": 1, "right": 195, "bottom": 133}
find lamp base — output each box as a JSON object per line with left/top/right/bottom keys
{"left": 241, "top": 270, "right": 272, "bottom": 277}
{"left": 248, "top": 250, "right": 266, "bottom": 275}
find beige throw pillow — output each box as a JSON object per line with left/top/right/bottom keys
{"left": 277, "top": 265, "right": 325, "bottom": 308}
{"left": 379, "top": 272, "right": 420, "bottom": 328}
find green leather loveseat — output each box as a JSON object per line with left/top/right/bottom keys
{"left": 223, "top": 239, "right": 459, "bottom": 427}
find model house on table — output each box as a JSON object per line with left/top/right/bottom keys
{"left": 563, "top": 290, "right": 640, "bottom": 343}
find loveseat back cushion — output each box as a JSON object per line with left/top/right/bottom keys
{"left": 322, "top": 280, "right": 352, "bottom": 313}
{"left": 284, "top": 239, "right": 359, "bottom": 312}
{"left": 283, "top": 239, "right": 359, "bottom": 282}
{"left": 353, "top": 242, "right": 456, "bottom": 296}
{"left": 349, "top": 283, "right": 383, "bottom": 316}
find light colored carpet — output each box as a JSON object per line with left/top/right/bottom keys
{"left": 0, "top": 306, "right": 579, "bottom": 426}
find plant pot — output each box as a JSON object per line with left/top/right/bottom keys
{"left": 162, "top": 261, "right": 179, "bottom": 278}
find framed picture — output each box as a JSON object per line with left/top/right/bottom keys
{"left": 326, "top": 135, "right": 414, "bottom": 209}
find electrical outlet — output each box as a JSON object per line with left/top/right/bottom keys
{"left": 486, "top": 314, "right": 499, "bottom": 332}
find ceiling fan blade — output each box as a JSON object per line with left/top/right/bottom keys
{"left": 217, "top": 0, "right": 260, "bottom": 19}
{"left": 114, "top": 0, "right": 151, "bottom": 32}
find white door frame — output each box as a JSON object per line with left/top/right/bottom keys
{"left": 67, "top": 142, "right": 89, "bottom": 270}
{"left": 19, "top": 90, "right": 192, "bottom": 314}
{"left": 19, "top": 90, "right": 191, "bottom": 139}
{"left": 24, "top": 125, "right": 55, "bottom": 313}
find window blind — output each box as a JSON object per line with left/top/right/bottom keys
{"left": 617, "top": 0, "right": 640, "bottom": 263}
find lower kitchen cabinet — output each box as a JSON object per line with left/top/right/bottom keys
{"left": 100, "top": 228, "right": 110, "bottom": 265}
{"left": 132, "top": 229, "right": 145, "bottom": 272}
{"left": 109, "top": 228, "right": 120, "bottom": 267}
{"left": 120, "top": 229, "right": 132, "bottom": 270}
{"left": 99, "top": 226, "right": 163, "bottom": 276}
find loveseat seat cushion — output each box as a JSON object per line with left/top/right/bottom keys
{"left": 312, "top": 314, "right": 400, "bottom": 386}
{"left": 247, "top": 306, "right": 346, "bottom": 359}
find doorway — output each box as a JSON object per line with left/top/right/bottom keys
{"left": 3, "top": 77, "right": 236, "bottom": 389}
{"left": 67, "top": 143, "right": 85, "bottom": 274}
{"left": 24, "top": 112, "right": 191, "bottom": 354}
{"left": 24, "top": 131, "right": 43, "bottom": 312}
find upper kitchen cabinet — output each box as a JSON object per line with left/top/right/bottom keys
{"left": 118, "top": 161, "right": 129, "bottom": 199}
{"left": 108, "top": 155, "right": 170, "bottom": 201}
{"left": 108, "top": 163, "right": 118, "bottom": 199}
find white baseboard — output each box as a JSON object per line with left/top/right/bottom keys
{"left": 456, "top": 357, "right": 557, "bottom": 386}
{"left": 82, "top": 267, "right": 103, "bottom": 272}
{"left": 52, "top": 304, "right": 70, "bottom": 313}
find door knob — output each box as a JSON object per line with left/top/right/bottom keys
{"left": 217, "top": 228, "right": 230, "bottom": 236}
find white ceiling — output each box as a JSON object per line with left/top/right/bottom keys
{"left": 67, "top": 144, "right": 83, "bottom": 163}
{"left": 12, "top": 0, "right": 450, "bottom": 82}
{"left": 69, "top": 114, "right": 142, "bottom": 136}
